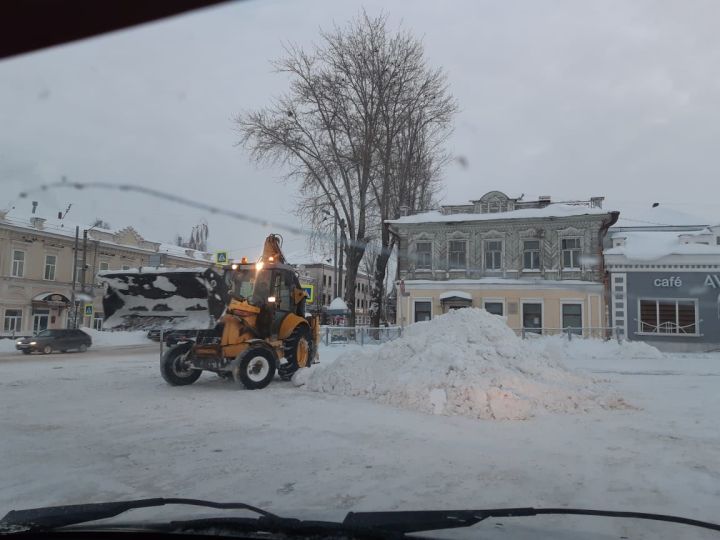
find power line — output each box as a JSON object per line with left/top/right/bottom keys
{"left": 18, "top": 180, "right": 309, "bottom": 236}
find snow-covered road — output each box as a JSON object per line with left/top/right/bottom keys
{"left": 1, "top": 345, "right": 718, "bottom": 539}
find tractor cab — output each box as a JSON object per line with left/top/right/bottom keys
{"left": 225, "top": 262, "right": 306, "bottom": 338}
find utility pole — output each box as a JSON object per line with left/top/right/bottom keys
{"left": 80, "top": 229, "right": 88, "bottom": 327}
{"left": 338, "top": 219, "right": 346, "bottom": 299}
{"left": 333, "top": 216, "right": 338, "bottom": 298}
{"left": 70, "top": 226, "right": 79, "bottom": 329}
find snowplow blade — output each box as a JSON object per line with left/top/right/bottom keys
{"left": 101, "top": 267, "right": 230, "bottom": 331}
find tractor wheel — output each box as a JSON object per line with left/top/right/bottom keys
{"left": 280, "top": 324, "right": 312, "bottom": 381}
{"left": 160, "top": 342, "right": 201, "bottom": 386}
{"left": 233, "top": 348, "right": 276, "bottom": 390}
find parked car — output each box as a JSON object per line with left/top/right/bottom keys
{"left": 15, "top": 329, "right": 92, "bottom": 354}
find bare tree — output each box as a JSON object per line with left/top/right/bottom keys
{"left": 238, "top": 12, "right": 455, "bottom": 325}
{"left": 367, "top": 27, "right": 456, "bottom": 327}
{"left": 175, "top": 221, "right": 209, "bottom": 252}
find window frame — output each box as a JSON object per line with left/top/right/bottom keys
{"left": 561, "top": 237, "right": 582, "bottom": 270}
{"left": 483, "top": 297, "right": 506, "bottom": 317}
{"left": 522, "top": 240, "right": 541, "bottom": 271}
{"left": 415, "top": 241, "right": 432, "bottom": 270}
{"left": 11, "top": 249, "right": 25, "bottom": 277}
{"left": 3, "top": 308, "right": 23, "bottom": 333}
{"left": 447, "top": 239, "right": 467, "bottom": 270}
{"left": 637, "top": 298, "right": 700, "bottom": 336}
{"left": 521, "top": 299, "right": 544, "bottom": 334}
{"left": 483, "top": 239, "right": 503, "bottom": 271}
{"left": 44, "top": 254, "right": 57, "bottom": 281}
{"left": 412, "top": 298, "right": 433, "bottom": 323}
{"left": 560, "top": 300, "right": 584, "bottom": 335}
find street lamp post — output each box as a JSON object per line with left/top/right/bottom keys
{"left": 322, "top": 209, "right": 339, "bottom": 298}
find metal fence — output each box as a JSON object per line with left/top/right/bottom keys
{"left": 511, "top": 327, "right": 625, "bottom": 341}
{"left": 321, "top": 325, "right": 403, "bottom": 346}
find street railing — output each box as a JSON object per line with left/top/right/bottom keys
{"left": 511, "top": 326, "right": 625, "bottom": 341}
{"left": 321, "top": 325, "right": 403, "bottom": 346}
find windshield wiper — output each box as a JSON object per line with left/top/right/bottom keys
{"left": 4, "top": 500, "right": 719, "bottom": 537}
{"left": 0, "top": 498, "right": 279, "bottom": 531}
{"left": 343, "top": 507, "right": 720, "bottom": 534}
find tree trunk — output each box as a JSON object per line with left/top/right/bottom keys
{"left": 343, "top": 239, "right": 365, "bottom": 327}
{"left": 370, "top": 224, "right": 392, "bottom": 328}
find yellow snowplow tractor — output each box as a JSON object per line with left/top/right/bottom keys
{"left": 101, "top": 234, "right": 320, "bottom": 389}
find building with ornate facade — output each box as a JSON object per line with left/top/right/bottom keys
{"left": 387, "top": 191, "right": 618, "bottom": 334}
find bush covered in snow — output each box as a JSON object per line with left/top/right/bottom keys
{"left": 300, "top": 308, "right": 629, "bottom": 420}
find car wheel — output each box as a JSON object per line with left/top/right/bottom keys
{"left": 78, "top": 344, "right": 88, "bottom": 353}
{"left": 43, "top": 345, "right": 52, "bottom": 354}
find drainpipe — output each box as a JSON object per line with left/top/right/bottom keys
{"left": 598, "top": 211, "right": 620, "bottom": 337}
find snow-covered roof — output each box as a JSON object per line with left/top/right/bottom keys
{"left": 405, "top": 278, "right": 602, "bottom": 288}
{"left": 328, "top": 297, "right": 349, "bottom": 311}
{"left": 605, "top": 231, "right": 720, "bottom": 261}
{"left": 610, "top": 205, "right": 708, "bottom": 229}
{"left": 0, "top": 208, "right": 210, "bottom": 262}
{"left": 387, "top": 204, "right": 613, "bottom": 225}
{"left": 439, "top": 290, "right": 472, "bottom": 301}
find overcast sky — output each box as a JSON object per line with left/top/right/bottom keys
{"left": 1, "top": 0, "right": 718, "bottom": 260}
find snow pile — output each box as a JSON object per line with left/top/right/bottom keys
{"left": 533, "top": 335, "right": 663, "bottom": 360}
{"left": 301, "top": 309, "right": 627, "bottom": 420}
{"left": 0, "top": 339, "right": 18, "bottom": 353}
{"left": 84, "top": 328, "right": 151, "bottom": 348}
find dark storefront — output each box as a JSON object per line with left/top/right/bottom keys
{"left": 613, "top": 271, "right": 720, "bottom": 352}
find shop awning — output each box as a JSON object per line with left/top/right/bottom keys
{"left": 32, "top": 292, "right": 70, "bottom": 305}
{"left": 439, "top": 290, "right": 473, "bottom": 302}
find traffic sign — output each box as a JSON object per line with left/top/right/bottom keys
{"left": 216, "top": 251, "right": 228, "bottom": 264}
{"left": 84, "top": 304, "right": 93, "bottom": 317}
{"left": 301, "top": 284, "right": 314, "bottom": 303}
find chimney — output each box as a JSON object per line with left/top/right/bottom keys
{"left": 30, "top": 217, "right": 46, "bottom": 230}
{"left": 399, "top": 205, "right": 409, "bottom": 217}
{"left": 31, "top": 201, "right": 38, "bottom": 214}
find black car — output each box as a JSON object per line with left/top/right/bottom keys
{"left": 15, "top": 329, "right": 92, "bottom": 354}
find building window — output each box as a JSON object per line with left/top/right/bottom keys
{"left": 93, "top": 314, "right": 103, "bottom": 331}
{"left": 639, "top": 299, "right": 697, "bottom": 335}
{"left": 416, "top": 242, "right": 432, "bottom": 270}
{"left": 484, "top": 301, "right": 504, "bottom": 316}
{"left": 11, "top": 250, "right": 25, "bottom": 277}
{"left": 4, "top": 309, "right": 22, "bottom": 333}
{"left": 561, "top": 238, "right": 581, "bottom": 269}
{"left": 522, "top": 302, "right": 542, "bottom": 334}
{"left": 323, "top": 275, "right": 326, "bottom": 287}
{"left": 414, "top": 300, "right": 432, "bottom": 322}
{"left": 523, "top": 240, "right": 540, "bottom": 270}
{"left": 122, "top": 265, "right": 131, "bottom": 271}
{"left": 328, "top": 275, "right": 332, "bottom": 288}
{"left": 484, "top": 240, "right": 502, "bottom": 270}
{"left": 448, "top": 240, "right": 466, "bottom": 269}
{"left": 561, "top": 303, "right": 582, "bottom": 334}
{"left": 44, "top": 254, "right": 57, "bottom": 280}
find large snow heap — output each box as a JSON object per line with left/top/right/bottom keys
{"left": 301, "top": 308, "right": 629, "bottom": 420}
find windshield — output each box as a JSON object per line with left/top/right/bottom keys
{"left": 2, "top": 2, "right": 719, "bottom": 539}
